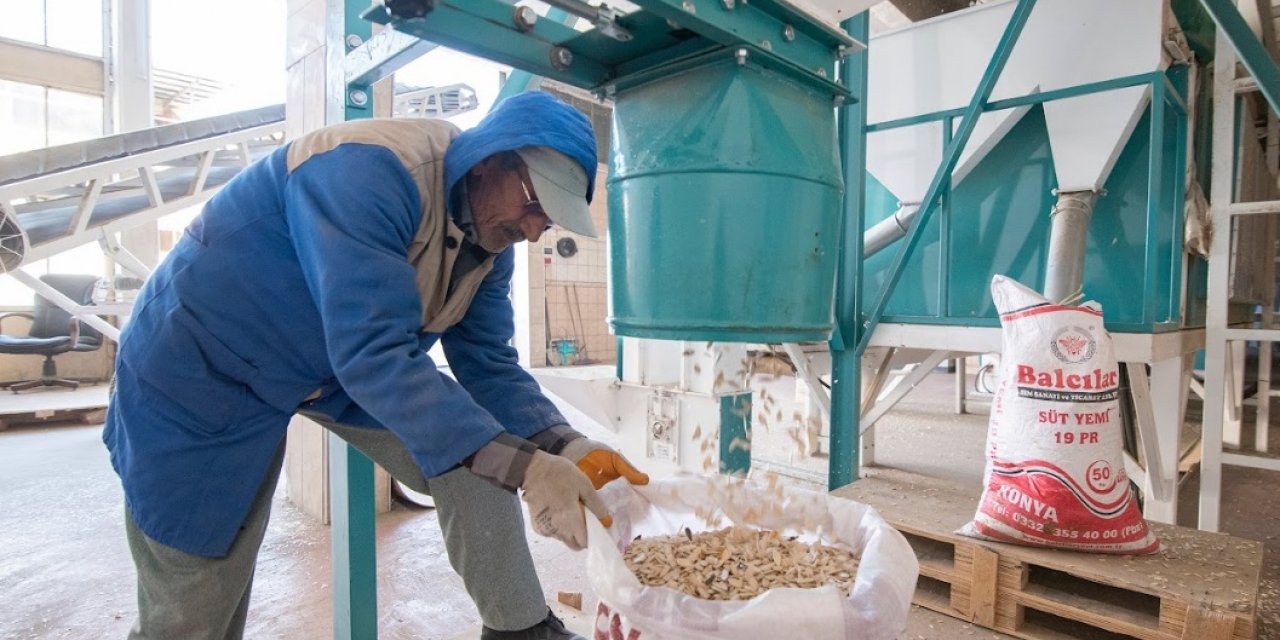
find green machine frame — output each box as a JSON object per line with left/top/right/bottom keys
{"left": 859, "top": 71, "right": 1192, "bottom": 335}
{"left": 829, "top": 0, "right": 1038, "bottom": 488}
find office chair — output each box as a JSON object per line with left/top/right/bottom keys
{"left": 0, "top": 274, "right": 104, "bottom": 392}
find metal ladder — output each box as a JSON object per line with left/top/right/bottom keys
{"left": 1198, "top": 0, "right": 1280, "bottom": 531}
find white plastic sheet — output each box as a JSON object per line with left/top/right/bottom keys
{"left": 586, "top": 474, "right": 918, "bottom": 640}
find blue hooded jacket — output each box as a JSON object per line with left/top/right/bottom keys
{"left": 103, "top": 92, "right": 598, "bottom": 556}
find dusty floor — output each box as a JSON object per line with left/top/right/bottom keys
{"left": 0, "top": 371, "right": 1275, "bottom": 640}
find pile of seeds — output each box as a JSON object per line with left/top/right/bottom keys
{"left": 622, "top": 526, "right": 860, "bottom": 600}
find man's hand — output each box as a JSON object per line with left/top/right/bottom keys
{"left": 521, "top": 450, "right": 609, "bottom": 550}
{"left": 560, "top": 438, "right": 650, "bottom": 490}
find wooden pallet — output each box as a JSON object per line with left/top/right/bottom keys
{"left": 833, "top": 467, "right": 1262, "bottom": 640}
{"left": 0, "top": 405, "right": 106, "bottom": 431}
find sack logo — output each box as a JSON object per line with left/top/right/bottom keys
{"left": 1051, "top": 326, "right": 1096, "bottom": 364}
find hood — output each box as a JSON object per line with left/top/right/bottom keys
{"left": 443, "top": 91, "right": 598, "bottom": 215}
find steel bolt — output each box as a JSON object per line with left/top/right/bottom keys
{"left": 551, "top": 46, "right": 574, "bottom": 70}
{"left": 513, "top": 5, "right": 538, "bottom": 31}
{"left": 682, "top": 1, "right": 696, "bottom": 13}
{"left": 349, "top": 89, "right": 369, "bottom": 107}
{"left": 759, "top": 39, "right": 773, "bottom": 51}
{"left": 721, "top": 0, "right": 735, "bottom": 9}
{"left": 783, "top": 24, "right": 795, "bottom": 42}
{"left": 345, "top": 34, "right": 364, "bottom": 49}
{"left": 817, "top": 67, "right": 828, "bottom": 78}
{"left": 735, "top": 48, "right": 749, "bottom": 66}
{"left": 833, "top": 95, "right": 845, "bottom": 107}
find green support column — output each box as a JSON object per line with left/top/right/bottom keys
{"left": 719, "top": 392, "right": 753, "bottom": 476}
{"left": 331, "top": 0, "right": 376, "bottom": 638}
{"left": 1143, "top": 79, "right": 1167, "bottom": 325}
{"left": 828, "top": 12, "right": 870, "bottom": 491}
{"left": 330, "top": 432, "right": 378, "bottom": 640}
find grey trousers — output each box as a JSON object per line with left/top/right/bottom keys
{"left": 125, "top": 418, "right": 547, "bottom": 639}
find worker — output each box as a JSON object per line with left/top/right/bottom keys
{"left": 103, "top": 91, "right": 649, "bottom": 640}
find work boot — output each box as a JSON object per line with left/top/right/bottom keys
{"left": 480, "top": 609, "right": 585, "bottom": 640}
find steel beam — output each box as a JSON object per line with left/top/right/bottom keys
{"left": 346, "top": 29, "right": 440, "bottom": 87}
{"left": 1199, "top": 26, "right": 1237, "bottom": 532}
{"left": 630, "top": 0, "right": 844, "bottom": 77}
{"left": 1201, "top": 0, "right": 1280, "bottom": 117}
{"left": 860, "top": 350, "right": 952, "bottom": 432}
{"left": 1125, "top": 363, "right": 1169, "bottom": 504}
{"left": 1223, "top": 451, "right": 1280, "bottom": 472}
{"left": 828, "top": 11, "right": 869, "bottom": 491}
{"left": 364, "top": 1, "right": 607, "bottom": 89}
{"left": 329, "top": 431, "right": 377, "bottom": 640}
{"left": 331, "top": 1, "right": 378, "bottom": 637}
{"left": 6, "top": 269, "right": 120, "bottom": 341}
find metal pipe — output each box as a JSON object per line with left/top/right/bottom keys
{"left": 1042, "top": 190, "right": 1097, "bottom": 304}
{"left": 540, "top": 0, "right": 632, "bottom": 41}
{"left": 540, "top": 0, "right": 600, "bottom": 22}
{"left": 862, "top": 204, "right": 920, "bottom": 257}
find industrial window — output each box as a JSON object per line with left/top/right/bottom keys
{"left": 0, "top": 0, "right": 103, "bottom": 58}
{"left": 0, "top": 79, "right": 102, "bottom": 155}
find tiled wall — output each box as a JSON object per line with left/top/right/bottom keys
{"left": 539, "top": 164, "right": 615, "bottom": 366}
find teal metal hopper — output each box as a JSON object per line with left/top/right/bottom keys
{"left": 608, "top": 57, "right": 843, "bottom": 343}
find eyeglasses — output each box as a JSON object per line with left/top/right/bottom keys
{"left": 518, "top": 170, "right": 553, "bottom": 232}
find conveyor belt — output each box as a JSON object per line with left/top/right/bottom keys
{"left": 15, "top": 156, "right": 265, "bottom": 247}
{"left": 0, "top": 104, "right": 287, "bottom": 270}
{"left": 0, "top": 104, "right": 284, "bottom": 188}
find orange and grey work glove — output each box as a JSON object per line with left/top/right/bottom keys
{"left": 464, "top": 433, "right": 608, "bottom": 551}
{"left": 521, "top": 450, "right": 609, "bottom": 550}
{"left": 530, "top": 425, "right": 651, "bottom": 490}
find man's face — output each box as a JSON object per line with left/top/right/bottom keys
{"left": 467, "top": 155, "right": 552, "bottom": 253}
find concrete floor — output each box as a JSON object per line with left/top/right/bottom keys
{"left": 0, "top": 372, "right": 1275, "bottom": 640}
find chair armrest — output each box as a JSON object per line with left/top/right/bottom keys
{"left": 0, "top": 312, "right": 34, "bottom": 333}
